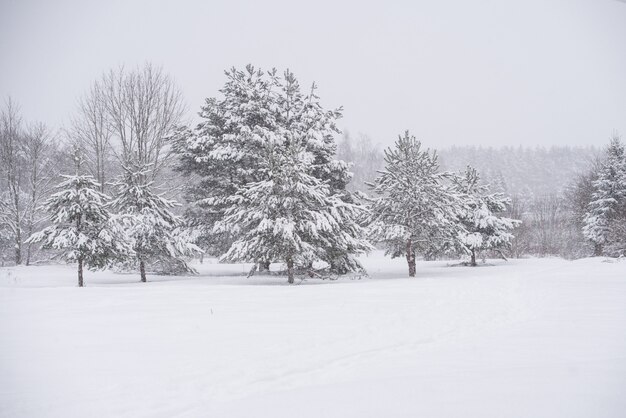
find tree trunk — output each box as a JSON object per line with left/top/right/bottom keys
{"left": 78, "top": 257, "right": 84, "bottom": 287}
{"left": 593, "top": 243, "right": 602, "bottom": 257}
{"left": 25, "top": 243, "right": 32, "bottom": 266}
{"left": 287, "top": 258, "right": 294, "bottom": 284}
{"left": 14, "top": 227, "right": 21, "bottom": 266}
{"left": 470, "top": 249, "right": 477, "bottom": 267}
{"left": 406, "top": 240, "right": 416, "bottom": 277}
{"left": 11, "top": 180, "right": 22, "bottom": 265}
{"left": 25, "top": 217, "right": 35, "bottom": 266}
{"left": 259, "top": 261, "right": 270, "bottom": 272}
{"left": 140, "top": 259, "right": 147, "bottom": 282}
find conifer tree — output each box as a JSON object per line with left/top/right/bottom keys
{"left": 583, "top": 136, "right": 626, "bottom": 255}
{"left": 453, "top": 166, "right": 520, "bottom": 266}
{"left": 27, "top": 175, "right": 128, "bottom": 286}
{"left": 176, "top": 65, "right": 354, "bottom": 266}
{"left": 175, "top": 65, "right": 363, "bottom": 272}
{"left": 174, "top": 66, "right": 279, "bottom": 260}
{"left": 367, "top": 132, "right": 463, "bottom": 277}
{"left": 217, "top": 138, "right": 370, "bottom": 283}
{"left": 111, "top": 165, "right": 200, "bottom": 282}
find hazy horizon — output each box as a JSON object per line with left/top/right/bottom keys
{"left": 1, "top": 0, "right": 625, "bottom": 148}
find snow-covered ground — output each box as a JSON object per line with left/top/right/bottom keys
{"left": 1, "top": 253, "right": 625, "bottom": 418}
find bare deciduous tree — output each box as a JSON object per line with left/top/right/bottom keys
{"left": 22, "top": 122, "right": 57, "bottom": 265}
{"left": 100, "top": 64, "right": 185, "bottom": 182}
{"left": 69, "top": 81, "right": 113, "bottom": 191}
{"left": 0, "top": 98, "right": 25, "bottom": 265}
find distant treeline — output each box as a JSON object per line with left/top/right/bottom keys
{"left": 338, "top": 133, "right": 603, "bottom": 259}
{"left": 338, "top": 133, "right": 598, "bottom": 197}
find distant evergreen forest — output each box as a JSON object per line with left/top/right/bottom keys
{"left": 338, "top": 133, "right": 599, "bottom": 197}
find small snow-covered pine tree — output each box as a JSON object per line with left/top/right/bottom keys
{"left": 112, "top": 166, "right": 200, "bottom": 282}
{"left": 26, "top": 175, "right": 128, "bottom": 286}
{"left": 367, "top": 132, "right": 463, "bottom": 277}
{"left": 453, "top": 166, "right": 520, "bottom": 266}
{"left": 583, "top": 136, "right": 626, "bottom": 256}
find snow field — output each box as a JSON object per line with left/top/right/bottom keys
{"left": 1, "top": 253, "right": 625, "bottom": 417}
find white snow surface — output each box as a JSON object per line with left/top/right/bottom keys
{"left": 1, "top": 253, "right": 625, "bottom": 417}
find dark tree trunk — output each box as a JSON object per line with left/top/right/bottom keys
{"left": 406, "top": 239, "right": 416, "bottom": 277}
{"left": 593, "top": 243, "right": 602, "bottom": 257}
{"left": 259, "top": 261, "right": 270, "bottom": 272}
{"left": 139, "top": 259, "right": 147, "bottom": 282}
{"left": 78, "top": 257, "right": 84, "bottom": 287}
{"left": 25, "top": 243, "right": 32, "bottom": 266}
{"left": 12, "top": 188, "right": 22, "bottom": 265}
{"left": 470, "top": 249, "right": 477, "bottom": 267}
{"left": 25, "top": 215, "right": 35, "bottom": 265}
{"left": 287, "top": 258, "right": 294, "bottom": 284}
{"left": 14, "top": 229, "right": 21, "bottom": 265}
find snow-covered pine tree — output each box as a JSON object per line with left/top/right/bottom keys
{"left": 583, "top": 136, "right": 626, "bottom": 256}
{"left": 111, "top": 165, "right": 200, "bottom": 282}
{"left": 453, "top": 166, "right": 520, "bottom": 266}
{"left": 174, "top": 66, "right": 278, "bottom": 260}
{"left": 217, "top": 136, "right": 371, "bottom": 284}
{"left": 275, "top": 70, "right": 363, "bottom": 272}
{"left": 367, "top": 131, "right": 463, "bottom": 277}
{"left": 26, "top": 175, "right": 128, "bottom": 286}
{"left": 175, "top": 65, "right": 361, "bottom": 272}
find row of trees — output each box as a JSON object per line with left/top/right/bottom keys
{"left": 7, "top": 62, "right": 588, "bottom": 285}
{"left": 338, "top": 134, "right": 618, "bottom": 259}
{"left": 367, "top": 133, "right": 518, "bottom": 275}
{"left": 1, "top": 64, "right": 197, "bottom": 283}
{"left": 174, "top": 66, "right": 519, "bottom": 280}
{"left": 27, "top": 161, "right": 199, "bottom": 286}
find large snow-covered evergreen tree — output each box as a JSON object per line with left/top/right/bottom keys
{"left": 174, "top": 66, "right": 282, "bottom": 259}
{"left": 367, "top": 132, "right": 463, "bottom": 277}
{"left": 453, "top": 166, "right": 520, "bottom": 266}
{"left": 175, "top": 65, "right": 363, "bottom": 273}
{"left": 216, "top": 139, "right": 370, "bottom": 283}
{"left": 111, "top": 166, "right": 200, "bottom": 282}
{"left": 26, "top": 175, "right": 128, "bottom": 286}
{"left": 583, "top": 136, "right": 626, "bottom": 256}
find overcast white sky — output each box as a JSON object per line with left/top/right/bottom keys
{"left": 1, "top": 0, "right": 625, "bottom": 148}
